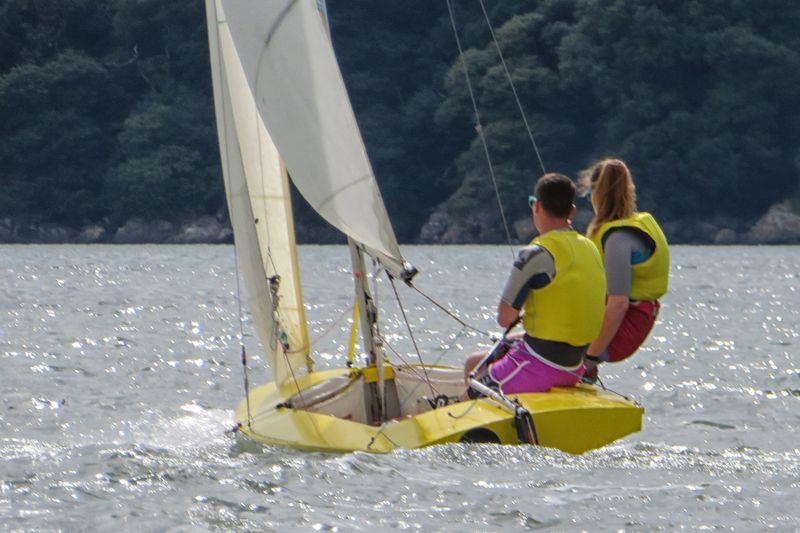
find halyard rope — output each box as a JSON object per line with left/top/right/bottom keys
{"left": 445, "top": 0, "right": 516, "bottom": 259}
{"left": 476, "top": 0, "right": 547, "bottom": 175}
{"left": 379, "top": 335, "right": 440, "bottom": 396}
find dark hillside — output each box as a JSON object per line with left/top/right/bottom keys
{"left": 0, "top": 0, "right": 798, "bottom": 244}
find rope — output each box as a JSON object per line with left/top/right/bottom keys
{"left": 388, "top": 276, "right": 437, "bottom": 397}
{"left": 581, "top": 372, "right": 636, "bottom": 403}
{"left": 231, "top": 212, "right": 252, "bottom": 429}
{"left": 409, "top": 283, "right": 490, "bottom": 337}
{"left": 394, "top": 326, "right": 469, "bottom": 409}
{"left": 476, "top": 0, "right": 546, "bottom": 175}
{"left": 445, "top": 0, "right": 516, "bottom": 259}
{"left": 239, "top": 327, "right": 464, "bottom": 437}
{"left": 379, "top": 335, "right": 439, "bottom": 396}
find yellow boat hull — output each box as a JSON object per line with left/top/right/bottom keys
{"left": 234, "top": 366, "right": 643, "bottom": 454}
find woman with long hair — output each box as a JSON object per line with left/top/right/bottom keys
{"left": 580, "top": 158, "right": 670, "bottom": 383}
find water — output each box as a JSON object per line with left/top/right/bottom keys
{"left": 1, "top": 245, "right": 798, "bottom": 531}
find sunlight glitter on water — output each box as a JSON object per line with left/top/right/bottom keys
{"left": 1, "top": 245, "right": 799, "bottom": 530}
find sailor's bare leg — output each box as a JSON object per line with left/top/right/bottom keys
{"left": 463, "top": 351, "right": 488, "bottom": 384}
{"left": 460, "top": 351, "right": 490, "bottom": 401}
{"left": 463, "top": 333, "right": 524, "bottom": 384}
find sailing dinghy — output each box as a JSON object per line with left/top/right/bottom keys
{"left": 205, "top": 0, "right": 643, "bottom": 454}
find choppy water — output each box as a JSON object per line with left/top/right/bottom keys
{"left": 1, "top": 245, "right": 798, "bottom": 531}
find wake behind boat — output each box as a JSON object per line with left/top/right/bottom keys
{"left": 206, "top": 0, "right": 643, "bottom": 454}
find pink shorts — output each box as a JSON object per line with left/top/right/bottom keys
{"left": 488, "top": 341, "right": 584, "bottom": 394}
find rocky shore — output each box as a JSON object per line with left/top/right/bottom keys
{"left": 0, "top": 216, "right": 233, "bottom": 245}
{"left": 2, "top": 201, "right": 800, "bottom": 245}
{"left": 418, "top": 201, "right": 800, "bottom": 245}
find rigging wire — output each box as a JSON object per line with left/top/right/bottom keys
{"left": 476, "top": 0, "right": 546, "bottom": 175}
{"left": 388, "top": 276, "right": 437, "bottom": 397}
{"left": 232, "top": 222, "right": 252, "bottom": 429}
{"left": 379, "top": 335, "right": 440, "bottom": 396}
{"left": 445, "top": 0, "right": 516, "bottom": 259}
{"left": 268, "top": 278, "right": 323, "bottom": 439}
{"left": 409, "top": 282, "right": 490, "bottom": 337}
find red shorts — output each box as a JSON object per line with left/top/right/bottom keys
{"left": 606, "top": 300, "right": 660, "bottom": 362}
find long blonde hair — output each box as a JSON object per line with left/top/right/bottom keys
{"left": 580, "top": 158, "right": 637, "bottom": 238}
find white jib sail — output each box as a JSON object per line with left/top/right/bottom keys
{"left": 207, "top": 0, "right": 310, "bottom": 385}
{"left": 216, "top": 0, "right": 407, "bottom": 275}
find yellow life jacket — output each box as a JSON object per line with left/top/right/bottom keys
{"left": 591, "top": 212, "right": 670, "bottom": 301}
{"left": 522, "top": 229, "right": 606, "bottom": 346}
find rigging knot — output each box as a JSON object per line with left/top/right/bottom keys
{"left": 268, "top": 274, "right": 281, "bottom": 293}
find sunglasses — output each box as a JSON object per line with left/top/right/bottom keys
{"left": 528, "top": 195, "right": 537, "bottom": 208}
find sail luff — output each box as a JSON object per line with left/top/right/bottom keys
{"left": 207, "top": 0, "right": 310, "bottom": 384}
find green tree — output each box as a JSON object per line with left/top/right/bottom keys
{"left": 433, "top": 0, "right": 800, "bottom": 240}
{"left": 0, "top": 50, "right": 128, "bottom": 225}
{"left": 435, "top": 0, "right": 589, "bottom": 240}
{"left": 104, "top": 91, "right": 221, "bottom": 222}
{"left": 0, "top": 0, "right": 118, "bottom": 69}
{"left": 560, "top": 0, "right": 800, "bottom": 220}
{"left": 103, "top": 0, "right": 222, "bottom": 225}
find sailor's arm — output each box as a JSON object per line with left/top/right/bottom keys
{"left": 586, "top": 295, "right": 628, "bottom": 356}
{"left": 587, "top": 231, "right": 633, "bottom": 356}
{"left": 497, "top": 245, "right": 555, "bottom": 329}
{"left": 497, "top": 302, "right": 519, "bottom": 328}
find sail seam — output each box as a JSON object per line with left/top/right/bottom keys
{"left": 264, "top": 0, "right": 299, "bottom": 48}
{"left": 315, "top": 173, "right": 373, "bottom": 212}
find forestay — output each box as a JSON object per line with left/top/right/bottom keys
{"left": 216, "top": 0, "right": 408, "bottom": 276}
{"left": 207, "top": 0, "right": 311, "bottom": 385}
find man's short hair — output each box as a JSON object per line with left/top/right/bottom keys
{"left": 534, "top": 173, "right": 576, "bottom": 218}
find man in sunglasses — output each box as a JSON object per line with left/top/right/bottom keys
{"left": 464, "top": 173, "right": 606, "bottom": 397}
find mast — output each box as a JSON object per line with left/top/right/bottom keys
{"left": 348, "top": 238, "right": 385, "bottom": 423}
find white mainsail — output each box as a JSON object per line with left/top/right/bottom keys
{"left": 207, "top": 0, "right": 310, "bottom": 385}
{"left": 213, "top": 0, "right": 408, "bottom": 276}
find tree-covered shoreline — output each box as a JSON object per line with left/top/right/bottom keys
{"left": 1, "top": 0, "right": 799, "bottom": 245}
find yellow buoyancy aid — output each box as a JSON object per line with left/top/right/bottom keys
{"left": 591, "top": 212, "right": 670, "bottom": 301}
{"left": 522, "top": 229, "right": 606, "bottom": 346}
